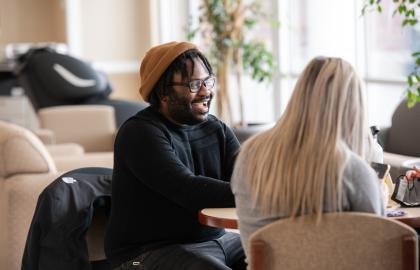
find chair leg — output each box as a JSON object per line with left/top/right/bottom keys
{"left": 402, "top": 235, "right": 418, "bottom": 270}
{"left": 250, "top": 240, "right": 265, "bottom": 270}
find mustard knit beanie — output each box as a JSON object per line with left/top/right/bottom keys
{"left": 139, "top": 41, "right": 197, "bottom": 102}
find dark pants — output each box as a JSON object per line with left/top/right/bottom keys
{"left": 114, "top": 232, "right": 246, "bottom": 270}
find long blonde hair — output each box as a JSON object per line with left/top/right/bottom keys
{"left": 236, "top": 57, "right": 373, "bottom": 218}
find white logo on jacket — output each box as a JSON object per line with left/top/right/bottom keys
{"left": 62, "top": 177, "right": 77, "bottom": 184}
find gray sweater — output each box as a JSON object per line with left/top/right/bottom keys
{"left": 231, "top": 152, "right": 385, "bottom": 257}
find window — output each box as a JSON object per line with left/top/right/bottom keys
{"left": 187, "top": 0, "right": 276, "bottom": 124}
{"left": 187, "top": 0, "right": 419, "bottom": 127}
{"left": 275, "top": 0, "right": 420, "bottom": 127}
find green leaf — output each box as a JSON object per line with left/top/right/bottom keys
{"left": 412, "top": 52, "right": 420, "bottom": 57}
{"left": 408, "top": 9, "right": 416, "bottom": 17}
{"left": 408, "top": 75, "right": 414, "bottom": 86}
{"left": 402, "top": 18, "right": 418, "bottom": 27}
{"left": 408, "top": 90, "right": 415, "bottom": 99}
{"left": 186, "top": 27, "right": 198, "bottom": 40}
{"left": 398, "top": 5, "right": 404, "bottom": 14}
{"left": 408, "top": 99, "right": 415, "bottom": 107}
{"left": 377, "top": 5, "right": 382, "bottom": 12}
{"left": 244, "top": 18, "right": 257, "bottom": 28}
{"left": 405, "top": 9, "right": 412, "bottom": 17}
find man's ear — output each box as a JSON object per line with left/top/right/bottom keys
{"left": 159, "top": 94, "right": 169, "bottom": 110}
{"left": 160, "top": 94, "right": 169, "bottom": 103}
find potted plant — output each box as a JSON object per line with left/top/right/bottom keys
{"left": 188, "top": 0, "right": 277, "bottom": 130}
{"left": 362, "top": 0, "right": 420, "bottom": 107}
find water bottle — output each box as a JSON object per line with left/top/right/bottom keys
{"left": 371, "top": 125, "right": 393, "bottom": 208}
{"left": 370, "top": 125, "right": 383, "bottom": 163}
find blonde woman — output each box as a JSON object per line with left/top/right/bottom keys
{"left": 231, "top": 57, "right": 384, "bottom": 256}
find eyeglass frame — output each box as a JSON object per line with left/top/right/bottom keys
{"left": 167, "top": 75, "right": 216, "bottom": 93}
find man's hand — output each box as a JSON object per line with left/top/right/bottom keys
{"left": 405, "top": 166, "right": 420, "bottom": 181}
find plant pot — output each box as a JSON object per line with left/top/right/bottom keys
{"left": 233, "top": 122, "right": 275, "bottom": 143}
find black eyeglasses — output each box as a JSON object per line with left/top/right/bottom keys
{"left": 168, "top": 75, "right": 216, "bottom": 93}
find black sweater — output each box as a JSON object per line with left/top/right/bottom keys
{"left": 104, "top": 107, "right": 240, "bottom": 267}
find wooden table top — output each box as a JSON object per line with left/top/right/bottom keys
{"left": 199, "top": 207, "right": 420, "bottom": 229}
{"left": 388, "top": 206, "right": 420, "bottom": 228}
{"left": 199, "top": 208, "right": 238, "bottom": 229}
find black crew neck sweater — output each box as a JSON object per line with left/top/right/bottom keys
{"left": 104, "top": 107, "right": 240, "bottom": 267}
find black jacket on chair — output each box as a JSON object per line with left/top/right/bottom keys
{"left": 21, "top": 167, "right": 112, "bottom": 270}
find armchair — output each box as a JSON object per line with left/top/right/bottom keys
{"left": 378, "top": 100, "right": 420, "bottom": 179}
{"left": 0, "top": 121, "right": 113, "bottom": 270}
{"left": 249, "top": 212, "right": 418, "bottom": 270}
{"left": 38, "top": 105, "right": 117, "bottom": 152}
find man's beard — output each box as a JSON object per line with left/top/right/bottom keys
{"left": 167, "top": 91, "right": 212, "bottom": 125}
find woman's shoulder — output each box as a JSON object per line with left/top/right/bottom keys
{"left": 342, "top": 152, "right": 384, "bottom": 215}
{"left": 343, "top": 152, "right": 377, "bottom": 182}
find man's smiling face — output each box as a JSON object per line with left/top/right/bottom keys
{"left": 162, "top": 58, "right": 214, "bottom": 125}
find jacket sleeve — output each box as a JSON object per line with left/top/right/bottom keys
{"left": 116, "top": 120, "right": 238, "bottom": 211}
{"left": 21, "top": 189, "right": 58, "bottom": 270}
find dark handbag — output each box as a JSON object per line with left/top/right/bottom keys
{"left": 391, "top": 176, "right": 420, "bottom": 207}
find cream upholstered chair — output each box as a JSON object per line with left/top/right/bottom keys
{"left": 379, "top": 100, "right": 420, "bottom": 179}
{"left": 249, "top": 212, "right": 418, "bottom": 270}
{"left": 38, "top": 105, "right": 117, "bottom": 152}
{"left": 0, "top": 121, "right": 113, "bottom": 270}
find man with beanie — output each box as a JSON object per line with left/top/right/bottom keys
{"left": 105, "top": 41, "right": 246, "bottom": 270}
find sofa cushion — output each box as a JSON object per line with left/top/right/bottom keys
{"left": 38, "top": 105, "right": 116, "bottom": 152}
